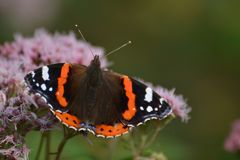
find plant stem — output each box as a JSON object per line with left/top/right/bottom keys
{"left": 35, "top": 133, "right": 45, "bottom": 160}
{"left": 129, "top": 132, "right": 139, "bottom": 159}
{"left": 55, "top": 137, "right": 68, "bottom": 160}
{"left": 45, "top": 132, "right": 51, "bottom": 160}
{"left": 132, "top": 135, "right": 148, "bottom": 159}
{"left": 130, "top": 116, "right": 175, "bottom": 159}
{"left": 55, "top": 127, "right": 78, "bottom": 160}
{"left": 108, "top": 139, "right": 118, "bottom": 160}
{"left": 143, "top": 124, "right": 162, "bottom": 149}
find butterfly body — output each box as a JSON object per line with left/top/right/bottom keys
{"left": 25, "top": 55, "right": 172, "bottom": 138}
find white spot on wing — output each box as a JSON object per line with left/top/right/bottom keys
{"left": 41, "top": 84, "right": 47, "bottom": 91}
{"left": 96, "top": 134, "right": 105, "bottom": 138}
{"left": 144, "top": 118, "right": 151, "bottom": 122}
{"left": 122, "top": 131, "right": 128, "bottom": 135}
{"left": 42, "top": 66, "right": 50, "bottom": 81}
{"left": 56, "top": 116, "right": 61, "bottom": 121}
{"left": 128, "top": 124, "right": 135, "bottom": 127}
{"left": 146, "top": 106, "right": 153, "bottom": 112}
{"left": 144, "top": 87, "right": 153, "bottom": 102}
{"left": 79, "top": 128, "right": 86, "bottom": 131}
{"left": 115, "top": 134, "right": 121, "bottom": 138}
{"left": 69, "top": 126, "right": 77, "bottom": 130}
{"left": 56, "top": 109, "right": 63, "bottom": 113}
{"left": 36, "top": 83, "right": 39, "bottom": 87}
{"left": 88, "top": 129, "right": 95, "bottom": 135}
{"left": 62, "top": 122, "right": 69, "bottom": 127}
{"left": 48, "top": 104, "right": 53, "bottom": 109}
{"left": 31, "top": 71, "right": 35, "bottom": 78}
{"left": 140, "top": 106, "right": 144, "bottom": 111}
{"left": 41, "top": 97, "right": 47, "bottom": 103}
{"left": 49, "top": 87, "right": 53, "bottom": 92}
{"left": 106, "top": 136, "right": 114, "bottom": 139}
{"left": 50, "top": 109, "right": 54, "bottom": 113}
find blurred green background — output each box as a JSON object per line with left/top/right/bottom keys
{"left": 1, "top": 0, "right": 240, "bottom": 159}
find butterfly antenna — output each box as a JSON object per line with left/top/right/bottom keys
{"left": 75, "top": 24, "right": 95, "bottom": 57}
{"left": 104, "top": 41, "right": 132, "bottom": 57}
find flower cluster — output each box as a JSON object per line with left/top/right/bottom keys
{"left": 225, "top": 119, "right": 240, "bottom": 153}
{"left": 0, "top": 134, "right": 29, "bottom": 160}
{"left": 0, "top": 29, "right": 107, "bottom": 159}
{"left": 0, "top": 29, "right": 190, "bottom": 159}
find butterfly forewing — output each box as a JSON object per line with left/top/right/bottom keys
{"left": 120, "top": 77, "right": 172, "bottom": 126}
{"left": 24, "top": 63, "right": 87, "bottom": 112}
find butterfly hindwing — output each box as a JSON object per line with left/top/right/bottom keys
{"left": 95, "top": 123, "right": 130, "bottom": 138}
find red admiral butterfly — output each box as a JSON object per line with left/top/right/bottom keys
{"left": 24, "top": 45, "right": 172, "bottom": 138}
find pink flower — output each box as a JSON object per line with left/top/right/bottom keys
{"left": 0, "top": 134, "right": 29, "bottom": 160}
{"left": 224, "top": 119, "right": 240, "bottom": 153}
{"left": 0, "top": 145, "right": 30, "bottom": 160}
{"left": 154, "top": 87, "right": 191, "bottom": 122}
{"left": 0, "top": 29, "right": 108, "bottom": 68}
{"left": 0, "top": 90, "right": 6, "bottom": 111}
{"left": 0, "top": 59, "right": 28, "bottom": 88}
{"left": 0, "top": 135, "right": 15, "bottom": 145}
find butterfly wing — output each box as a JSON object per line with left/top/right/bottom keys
{"left": 119, "top": 76, "right": 172, "bottom": 127}
{"left": 24, "top": 63, "right": 87, "bottom": 112}
{"left": 88, "top": 73, "right": 172, "bottom": 137}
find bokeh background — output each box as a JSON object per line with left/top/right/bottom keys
{"left": 0, "top": 0, "right": 240, "bottom": 159}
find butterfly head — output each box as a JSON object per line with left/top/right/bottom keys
{"left": 86, "top": 55, "right": 103, "bottom": 86}
{"left": 90, "top": 55, "right": 101, "bottom": 67}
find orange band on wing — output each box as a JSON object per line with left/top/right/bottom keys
{"left": 54, "top": 111, "right": 81, "bottom": 128}
{"left": 56, "top": 63, "right": 70, "bottom": 107}
{"left": 95, "top": 123, "right": 129, "bottom": 137}
{"left": 122, "top": 76, "right": 136, "bottom": 120}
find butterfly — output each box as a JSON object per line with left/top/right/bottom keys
{"left": 24, "top": 55, "right": 172, "bottom": 138}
